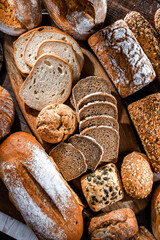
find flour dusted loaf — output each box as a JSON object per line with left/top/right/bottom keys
{"left": 130, "top": 226, "right": 155, "bottom": 240}
{"left": 88, "top": 20, "right": 156, "bottom": 98}
{"left": 0, "top": 132, "right": 84, "bottom": 240}
{"left": 81, "top": 126, "right": 119, "bottom": 163}
{"left": 37, "top": 40, "right": 80, "bottom": 84}
{"left": 81, "top": 163, "right": 124, "bottom": 212}
{"left": 49, "top": 142, "right": 87, "bottom": 181}
{"left": 68, "top": 135, "right": 103, "bottom": 171}
{"left": 42, "top": 0, "right": 107, "bottom": 40}
{"left": 20, "top": 54, "right": 72, "bottom": 111}
{"left": 125, "top": 11, "right": 160, "bottom": 83}
{"left": 151, "top": 185, "right": 160, "bottom": 239}
{"left": 88, "top": 208, "right": 138, "bottom": 239}
{"left": 0, "top": 0, "right": 42, "bottom": 36}
{"left": 0, "top": 86, "right": 15, "bottom": 140}
{"left": 121, "top": 152, "right": 153, "bottom": 199}
{"left": 128, "top": 93, "right": 160, "bottom": 173}
{"left": 24, "top": 29, "right": 84, "bottom": 70}
{"left": 36, "top": 104, "right": 77, "bottom": 144}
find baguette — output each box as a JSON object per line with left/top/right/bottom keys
{"left": 0, "top": 132, "right": 84, "bottom": 240}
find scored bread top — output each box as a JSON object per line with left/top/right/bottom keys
{"left": 20, "top": 54, "right": 72, "bottom": 111}
{"left": 37, "top": 40, "right": 80, "bottom": 84}
{"left": 24, "top": 29, "right": 84, "bottom": 70}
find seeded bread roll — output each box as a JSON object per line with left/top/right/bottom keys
{"left": 36, "top": 104, "right": 77, "bottom": 144}
{"left": 125, "top": 11, "right": 160, "bottom": 83}
{"left": 88, "top": 20, "right": 156, "bottom": 98}
{"left": 128, "top": 93, "right": 160, "bottom": 173}
{"left": 81, "top": 163, "right": 124, "bottom": 212}
{"left": 130, "top": 226, "right": 155, "bottom": 240}
{"left": 88, "top": 208, "right": 138, "bottom": 239}
{"left": 121, "top": 152, "right": 153, "bottom": 199}
{"left": 155, "top": 8, "right": 160, "bottom": 35}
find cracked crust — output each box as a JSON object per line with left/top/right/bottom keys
{"left": 36, "top": 104, "right": 77, "bottom": 144}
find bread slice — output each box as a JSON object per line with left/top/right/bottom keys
{"left": 79, "top": 115, "right": 119, "bottom": 132}
{"left": 68, "top": 135, "right": 103, "bottom": 170}
{"left": 20, "top": 54, "right": 72, "bottom": 111}
{"left": 81, "top": 126, "right": 119, "bottom": 163}
{"left": 78, "top": 102, "right": 118, "bottom": 122}
{"left": 13, "top": 26, "right": 58, "bottom": 75}
{"left": 49, "top": 143, "right": 87, "bottom": 181}
{"left": 24, "top": 29, "right": 84, "bottom": 70}
{"left": 72, "top": 76, "right": 111, "bottom": 109}
{"left": 37, "top": 40, "right": 80, "bottom": 84}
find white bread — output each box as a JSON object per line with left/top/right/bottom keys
{"left": 0, "top": 132, "right": 84, "bottom": 240}
{"left": 24, "top": 29, "right": 84, "bottom": 70}
{"left": 37, "top": 40, "right": 80, "bottom": 84}
{"left": 20, "top": 54, "right": 72, "bottom": 111}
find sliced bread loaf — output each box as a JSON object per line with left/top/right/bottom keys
{"left": 37, "top": 40, "right": 80, "bottom": 84}
{"left": 78, "top": 102, "right": 118, "bottom": 122}
{"left": 68, "top": 135, "right": 103, "bottom": 170}
{"left": 24, "top": 29, "right": 84, "bottom": 70}
{"left": 81, "top": 126, "right": 119, "bottom": 163}
{"left": 49, "top": 143, "right": 87, "bottom": 181}
{"left": 77, "top": 92, "right": 117, "bottom": 112}
{"left": 79, "top": 115, "right": 119, "bottom": 132}
{"left": 20, "top": 54, "right": 72, "bottom": 111}
{"left": 72, "top": 76, "right": 111, "bottom": 109}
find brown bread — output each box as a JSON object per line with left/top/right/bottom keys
{"left": 130, "top": 226, "right": 155, "bottom": 240}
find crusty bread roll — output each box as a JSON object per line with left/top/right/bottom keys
{"left": 151, "top": 185, "right": 160, "bottom": 239}
{"left": 0, "top": 0, "right": 42, "bottom": 36}
{"left": 42, "top": 0, "right": 107, "bottom": 40}
{"left": 0, "top": 132, "right": 84, "bottom": 240}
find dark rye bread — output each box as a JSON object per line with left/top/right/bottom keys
{"left": 81, "top": 126, "right": 119, "bottom": 163}
{"left": 49, "top": 143, "right": 87, "bottom": 181}
{"left": 68, "top": 135, "right": 103, "bottom": 171}
{"left": 72, "top": 76, "right": 111, "bottom": 109}
{"left": 79, "top": 115, "right": 119, "bottom": 132}
{"left": 128, "top": 93, "right": 160, "bottom": 173}
{"left": 77, "top": 92, "right": 117, "bottom": 112}
{"left": 78, "top": 102, "right": 118, "bottom": 122}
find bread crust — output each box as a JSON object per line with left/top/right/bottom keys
{"left": 42, "top": 0, "right": 107, "bottom": 40}
{"left": 0, "top": 132, "right": 84, "bottom": 240}
{"left": 130, "top": 226, "right": 155, "bottom": 240}
{"left": 151, "top": 185, "right": 160, "bottom": 239}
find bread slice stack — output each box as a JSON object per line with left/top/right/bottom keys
{"left": 71, "top": 76, "right": 119, "bottom": 163}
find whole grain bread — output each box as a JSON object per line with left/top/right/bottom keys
{"left": 81, "top": 126, "right": 119, "bottom": 163}
{"left": 68, "top": 135, "right": 103, "bottom": 170}
{"left": 20, "top": 54, "right": 72, "bottom": 111}
{"left": 24, "top": 29, "right": 84, "bottom": 70}
{"left": 77, "top": 92, "right": 117, "bottom": 112}
{"left": 125, "top": 11, "right": 160, "bottom": 83}
{"left": 78, "top": 102, "right": 118, "bottom": 122}
{"left": 49, "top": 143, "right": 87, "bottom": 181}
{"left": 37, "top": 40, "right": 80, "bottom": 84}
{"left": 88, "top": 20, "right": 156, "bottom": 98}
{"left": 128, "top": 93, "right": 160, "bottom": 173}
{"left": 72, "top": 76, "right": 111, "bottom": 109}
{"left": 79, "top": 115, "right": 119, "bottom": 132}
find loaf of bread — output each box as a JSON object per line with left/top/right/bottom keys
{"left": 88, "top": 208, "right": 138, "bottom": 239}
{"left": 36, "top": 104, "right": 77, "bottom": 144}
{"left": 155, "top": 8, "right": 160, "bottom": 35}
{"left": 42, "top": 0, "right": 107, "bottom": 40}
{"left": 88, "top": 20, "right": 156, "bottom": 98}
{"left": 0, "top": 86, "right": 15, "bottom": 140}
{"left": 151, "top": 185, "right": 160, "bottom": 240}
{"left": 128, "top": 93, "right": 160, "bottom": 173}
{"left": 130, "top": 226, "right": 155, "bottom": 240}
{"left": 125, "top": 11, "right": 160, "bottom": 83}
{"left": 81, "top": 163, "right": 124, "bottom": 212}
{"left": 0, "top": 0, "right": 42, "bottom": 36}
{"left": 121, "top": 152, "right": 153, "bottom": 199}
{"left": 0, "top": 132, "right": 84, "bottom": 240}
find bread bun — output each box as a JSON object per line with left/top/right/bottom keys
{"left": 42, "top": 0, "right": 107, "bottom": 40}
{"left": 121, "top": 152, "right": 153, "bottom": 199}
{"left": 36, "top": 104, "right": 77, "bottom": 143}
{"left": 151, "top": 185, "right": 160, "bottom": 239}
{"left": 0, "top": 0, "right": 42, "bottom": 36}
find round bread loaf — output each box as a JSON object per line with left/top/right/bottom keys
{"left": 0, "top": 86, "right": 15, "bottom": 140}
{"left": 121, "top": 152, "right": 153, "bottom": 199}
{"left": 36, "top": 104, "right": 77, "bottom": 143}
